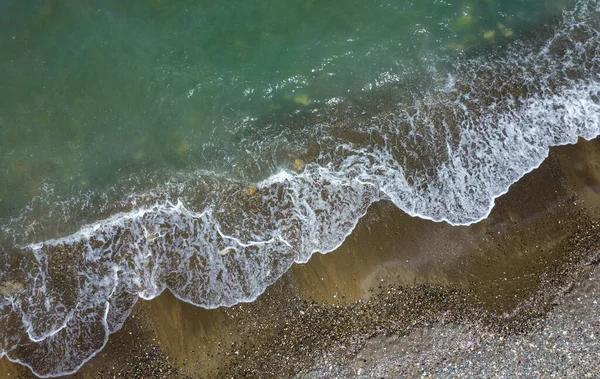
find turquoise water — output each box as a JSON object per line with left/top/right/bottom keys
{"left": 0, "top": 0, "right": 568, "bottom": 219}
{"left": 3, "top": 0, "right": 600, "bottom": 377}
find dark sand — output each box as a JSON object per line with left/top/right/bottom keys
{"left": 3, "top": 137, "right": 600, "bottom": 378}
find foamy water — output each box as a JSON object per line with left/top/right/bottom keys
{"left": 1, "top": 1, "right": 600, "bottom": 376}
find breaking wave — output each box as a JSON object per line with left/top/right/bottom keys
{"left": 1, "top": 1, "right": 600, "bottom": 376}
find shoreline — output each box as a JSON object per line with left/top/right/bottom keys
{"left": 3, "top": 137, "right": 600, "bottom": 378}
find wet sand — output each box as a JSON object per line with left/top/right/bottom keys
{"left": 3, "top": 137, "right": 600, "bottom": 378}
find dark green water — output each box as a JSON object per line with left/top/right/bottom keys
{"left": 0, "top": 0, "right": 568, "bottom": 217}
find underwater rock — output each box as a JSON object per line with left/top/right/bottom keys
{"left": 483, "top": 30, "right": 496, "bottom": 40}
{"left": 293, "top": 93, "right": 310, "bottom": 106}
{"left": 498, "top": 23, "right": 514, "bottom": 37}
{"left": 293, "top": 159, "right": 305, "bottom": 172}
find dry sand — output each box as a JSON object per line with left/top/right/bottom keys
{"left": 3, "top": 137, "right": 600, "bottom": 378}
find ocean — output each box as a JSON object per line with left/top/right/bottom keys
{"left": 0, "top": 0, "right": 599, "bottom": 376}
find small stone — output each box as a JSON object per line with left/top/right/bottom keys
{"left": 220, "top": 247, "right": 236, "bottom": 256}
{"left": 247, "top": 184, "right": 257, "bottom": 195}
{"left": 0, "top": 280, "right": 24, "bottom": 296}
{"left": 293, "top": 159, "right": 305, "bottom": 172}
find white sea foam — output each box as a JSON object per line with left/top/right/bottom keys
{"left": 1, "top": 1, "right": 600, "bottom": 376}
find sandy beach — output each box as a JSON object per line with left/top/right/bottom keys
{"left": 2, "top": 136, "right": 600, "bottom": 378}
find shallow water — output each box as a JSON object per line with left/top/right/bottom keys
{"left": 0, "top": 0, "right": 569, "bottom": 220}
{"left": 1, "top": 0, "right": 599, "bottom": 376}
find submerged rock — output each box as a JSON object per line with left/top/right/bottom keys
{"left": 220, "top": 247, "right": 237, "bottom": 256}
{"left": 498, "top": 23, "right": 514, "bottom": 37}
{"left": 293, "top": 159, "right": 305, "bottom": 172}
{"left": 445, "top": 42, "right": 465, "bottom": 51}
{"left": 454, "top": 9, "right": 473, "bottom": 30}
{"left": 293, "top": 93, "right": 310, "bottom": 106}
{"left": 483, "top": 30, "right": 496, "bottom": 40}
